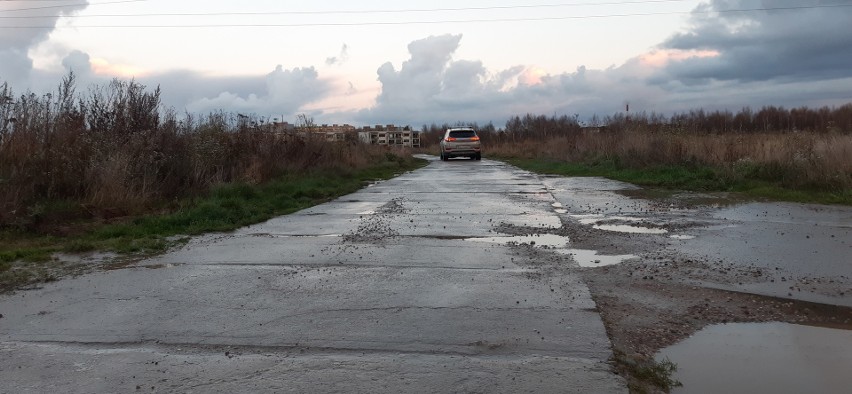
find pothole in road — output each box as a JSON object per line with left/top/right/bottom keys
{"left": 594, "top": 224, "right": 668, "bottom": 234}
{"left": 557, "top": 249, "right": 638, "bottom": 267}
{"left": 465, "top": 234, "right": 637, "bottom": 267}
{"left": 669, "top": 234, "right": 696, "bottom": 240}
{"left": 248, "top": 233, "right": 342, "bottom": 239}
{"left": 571, "top": 214, "right": 670, "bottom": 234}
{"left": 657, "top": 322, "right": 852, "bottom": 393}
{"left": 466, "top": 234, "right": 569, "bottom": 249}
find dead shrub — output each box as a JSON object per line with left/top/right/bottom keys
{"left": 0, "top": 74, "right": 400, "bottom": 230}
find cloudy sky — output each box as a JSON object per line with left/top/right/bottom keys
{"left": 2, "top": 0, "right": 851, "bottom": 126}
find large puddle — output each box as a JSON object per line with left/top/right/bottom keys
{"left": 657, "top": 322, "right": 852, "bottom": 394}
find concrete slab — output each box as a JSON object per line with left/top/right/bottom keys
{"left": 0, "top": 157, "right": 626, "bottom": 393}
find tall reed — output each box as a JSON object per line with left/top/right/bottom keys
{"left": 0, "top": 74, "right": 395, "bottom": 229}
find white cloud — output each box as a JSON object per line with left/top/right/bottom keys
{"left": 354, "top": 34, "right": 643, "bottom": 125}
{"left": 184, "top": 65, "right": 330, "bottom": 116}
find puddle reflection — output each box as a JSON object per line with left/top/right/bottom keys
{"left": 658, "top": 322, "right": 852, "bottom": 394}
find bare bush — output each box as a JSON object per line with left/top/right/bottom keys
{"left": 0, "top": 74, "right": 394, "bottom": 229}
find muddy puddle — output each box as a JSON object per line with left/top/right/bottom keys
{"left": 657, "top": 322, "right": 852, "bottom": 394}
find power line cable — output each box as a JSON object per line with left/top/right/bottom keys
{"left": 0, "top": 0, "right": 695, "bottom": 18}
{"left": 0, "top": 0, "right": 144, "bottom": 13}
{"left": 1, "top": 3, "right": 849, "bottom": 28}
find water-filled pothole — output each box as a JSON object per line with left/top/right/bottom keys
{"left": 594, "top": 224, "right": 668, "bottom": 234}
{"left": 657, "top": 322, "right": 852, "bottom": 394}
{"left": 557, "top": 249, "right": 637, "bottom": 267}
{"left": 669, "top": 234, "right": 695, "bottom": 240}
{"left": 465, "top": 234, "right": 636, "bottom": 267}
{"left": 466, "top": 234, "right": 569, "bottom": 249}
{"left": 572, "top": 214, "right": 669, "bottom": 234}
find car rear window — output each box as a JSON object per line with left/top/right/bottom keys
{"left": 449, "top": 130, "right": 477, "bottom": 138}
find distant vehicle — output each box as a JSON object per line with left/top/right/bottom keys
{"left": 440, "top": 127, "right": 481, "bottom": 161}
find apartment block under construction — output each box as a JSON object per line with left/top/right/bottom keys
{"left": 357, "top": 125, "right": 420, "bottom": 148}
{"left": 270, "top": 122, "right": 420, "bottom": 147}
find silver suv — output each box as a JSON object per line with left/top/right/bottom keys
{"left": 440, "top": 127, "right": 481, "bottom": 161}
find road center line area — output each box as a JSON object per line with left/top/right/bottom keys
{"left": 0, "top": 157, "right": 628, "bottom": 393}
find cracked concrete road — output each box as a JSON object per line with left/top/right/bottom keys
{"left": 0, "top": 156, "right": 627, "bottom": 393}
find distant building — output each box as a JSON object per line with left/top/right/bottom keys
{"left": 271, "top": 120, "right": 419, "bottom": 147}
{"left": 358, "top": 125, "right": 420, "bottom": 148}
{"left": 270, "top": 122, "right": 295, "bottom": 133}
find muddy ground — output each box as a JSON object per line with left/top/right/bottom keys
{"left": 498, "top": 177, "right": 852, "bottom": 392}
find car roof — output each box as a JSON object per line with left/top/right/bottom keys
{"left": 446, "top": 127, "right": 475, "bottom": 131}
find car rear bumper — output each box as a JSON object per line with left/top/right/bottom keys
{"left": 444, "top": 149, "right": 480, "bottom": 157}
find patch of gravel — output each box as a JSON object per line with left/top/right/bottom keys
{"left": 342, "top": 198, "right": 405, "bottom": 244}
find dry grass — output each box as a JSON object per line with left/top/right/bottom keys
{"left": 0, "top": 74, "right": 401, "bottom": 231}
{"left": 487, "top": 131, "right": 852, "bottom": 191}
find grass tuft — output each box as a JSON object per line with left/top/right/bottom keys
{"left": 613, "top": 351, "right": 683, "bottom": 393}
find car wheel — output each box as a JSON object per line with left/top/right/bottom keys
{"left": 475, "top": 154, "right": 482, "bottom": 160}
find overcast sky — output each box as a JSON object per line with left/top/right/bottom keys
{"left": 2, "top": 0, "right": 851, "bottom": 126}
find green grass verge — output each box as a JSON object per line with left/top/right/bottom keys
{"left": 498, "top": 156, "right": 852, "bottom": 205}
{"left": 1, "top": 155, "right": 428, "bottom": 291}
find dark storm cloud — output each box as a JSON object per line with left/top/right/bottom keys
{"left": 660, "top": 0, "right": 852, "bottom": 83}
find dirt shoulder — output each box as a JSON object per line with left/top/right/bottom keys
{"left": 498, "top": 175, "right": 852, "bottom": 392}
{"left": 560, "top": 203, "right": 852, "bottom": 393}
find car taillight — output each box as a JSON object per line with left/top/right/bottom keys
{"left": 470, "top": 136, "right": 480, "bottom": 141}
{"left": 446, "top": 137, "right": 457, "bottom": 142}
